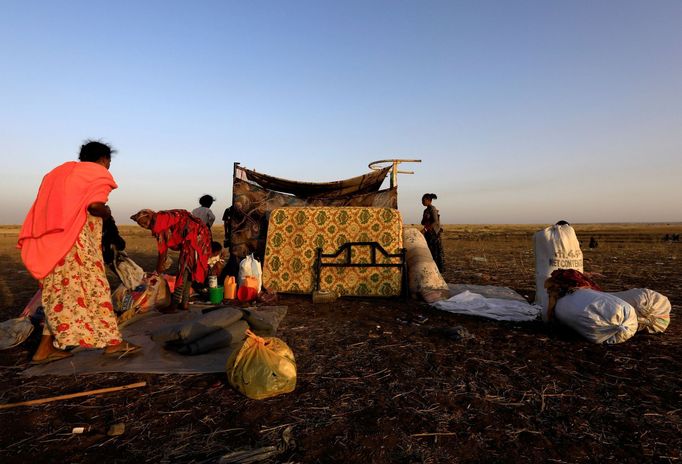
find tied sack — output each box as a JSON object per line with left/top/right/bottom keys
{"left": 238, "top": 254, "right": 262, "bottom": 293}
{"left": 555, "top": 289, "right": 637, "bottom": 344}
{"left": 610, "top": 288, "right": 671, "bottom": 333}
{"left": 534, "top": 224, "right": 583, "bottom": 313}
{"left": 226, "top": 330, "right": 296, "bottom": 400}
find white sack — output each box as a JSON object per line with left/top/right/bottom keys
{"left": 238, "top": 254, "right": 262, "bottom": 293}
{"left": 432, "top": 290, "right": 540, "bottom": 322}
{"left": 555, "top": 289, "right": 637, "bottom": 344}
{"left": 610, "top": 288, "right": 671, "bottom": 333}
{"left": 113, "top": 251, "right": 145, "bottom": 290}
{"left": 534, "top": 224, "right": 583, "bottom": 314}
{"left": 403, "top": 228, "right": 448, "bottom": 302}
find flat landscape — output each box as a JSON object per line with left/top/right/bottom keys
{"left": 0, "top": 223, "right": 680, "bottom": 463}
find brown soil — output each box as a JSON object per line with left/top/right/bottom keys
{"left": 0, "top": 224, "right": 680, "bottom": 463}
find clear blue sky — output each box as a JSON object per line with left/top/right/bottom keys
{"left": 1, "top": 0, "right": 680, "bottom": 225}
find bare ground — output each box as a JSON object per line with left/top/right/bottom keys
{"left": 0, "top": 224, "right": 680, "bottom": 463}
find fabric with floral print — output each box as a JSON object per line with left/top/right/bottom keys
{"left": 41, "top": 214, "right": 122, "bottom": 349}
{"left": 263, "top": 207, "right": 403, "bottom": 296}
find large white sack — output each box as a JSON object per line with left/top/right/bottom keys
{"left": 555, "top": 289, "right": 637, "bottom": 344}
{"left": 534, "top": 224, "right": 583, "bottom": 313}
{"left": 610, "top": 288, "right": 671, "bottom": 333}
{"left": 403, "top": 228, "right": 448, "bottom": 302}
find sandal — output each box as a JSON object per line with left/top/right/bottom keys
{"left": 30, "top": 350, "right": 73, "bottom": 365}
{"left": 103, "top": 342, "right": 142, "bottom": 359}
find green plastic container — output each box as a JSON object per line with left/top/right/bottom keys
{"left": 209, "top": 286, "right": 224, "bottom": 304}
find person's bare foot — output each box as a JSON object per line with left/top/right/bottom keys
{"left": 30, "top": 349, "right": 72, "bottom": 364}
{"left": 31, "top": 335, "right": 72, "bottom": 364}
{"left": 103, "top": 341, "right": 142, "bottom": 357}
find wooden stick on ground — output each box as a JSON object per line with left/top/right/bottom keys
{"left": 0, "top": 381, "right": 147, "bottom": 410}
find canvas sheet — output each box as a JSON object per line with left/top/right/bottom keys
{"left": 23, "top": 305, "right": 259, "bottom": 377}
{"left": 263, "top": 207, "right": 404, "bottom": 296}
{"left": 242, "top": 165, "right": 392, "bottom": 198}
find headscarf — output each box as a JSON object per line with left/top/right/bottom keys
{"left": 130, "top": 209, "right": 156, "bottom": 225}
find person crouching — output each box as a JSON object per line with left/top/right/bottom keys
{"left": 131, "top": 209, "right": 211, "bottom": 311}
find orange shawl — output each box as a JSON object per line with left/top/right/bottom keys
{"left": 17, "top": 161, "right": 118, "bottom": 279}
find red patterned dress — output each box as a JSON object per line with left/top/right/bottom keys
{"left": 41, "top": 214, "right": 122, "bottom": 349}
{"left": 152, "top": 210, "right": 211, "bottom": 305}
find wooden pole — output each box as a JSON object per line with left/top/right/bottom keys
{"left": 0, "top": 381, "right": 147, "bottom": 410}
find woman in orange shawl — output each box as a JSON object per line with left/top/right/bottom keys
{"left": 130, "top": 209, "right": 211, "bottom": 311}
{"left": 18, "top": 141, "right": 141, "bottom": 363}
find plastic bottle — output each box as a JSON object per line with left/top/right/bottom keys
{"left": 224, "top": 275, "right": 237, "bottom": 300}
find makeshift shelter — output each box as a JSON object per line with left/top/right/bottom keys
{"left": 229, "top": 163, "right": 398, "bottom": 263}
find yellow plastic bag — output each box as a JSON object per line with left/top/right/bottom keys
{"left": 226, "top": 330, "right": 296, "bottom": 400}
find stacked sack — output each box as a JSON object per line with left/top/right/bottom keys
{"left": 534, "top": 223, "right": 583, "bottom": 315}
{"left": 610, "top": 289, "right": 671, "bottom": 334}
{"left": 546, "top": 269, "right": 671, "bottom": 344}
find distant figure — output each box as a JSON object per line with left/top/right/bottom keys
{"left": 673, "top": 234, "right": 680, "bottom": 242}
{"left": 18, "top": 140, "right": 140, "bottom": 363}
{"left": 663, "top": 234, "right": 670, "bottom": 241}
{"left": 131, "top": 209, "right": 212, "bottom": 311}
{"left": 589, "top": 236, "right": 599, "bottom": 249}
{"left": 192, "top": 194, "right": 216, "bottom": 229}
{"left": 421, "top": 193, "right": 445, "bottom": 272}
{"left": 222, "top": 205, "right": 233, "bottom": 249}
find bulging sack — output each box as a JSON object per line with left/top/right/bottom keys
{"left": 112, "top": 273, "right": 171, "bottom": 325}
{"left": 238, "top": 254, "right": 263, "bottom": 293}
{"left": 226, "top": 330, "right": 296, "bottom": 400}
{"left": 610, "top": 288, "right": 671, "bottom": 333}
{"left": 555, "top": 289, "right": 637, "bottom": 344}
{"left": 534, "top": 224, "right": 583, "bottom": 312}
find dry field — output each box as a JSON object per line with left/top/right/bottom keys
{"left": 0, "top": 223, "right": 680, "bottom": 463}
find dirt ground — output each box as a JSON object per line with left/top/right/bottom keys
{"left": 0, "top": 223, "right": 680, "bottom": 463}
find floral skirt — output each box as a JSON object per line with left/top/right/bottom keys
{"left": 41, "top": 215, "right": 123, "bottom": 349}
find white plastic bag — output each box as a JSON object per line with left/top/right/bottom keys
{"left": 555, "top": 289, "right": 637, "bottom": 344}
{"left": 113, "top": 250, "right": 145, "bottom": 290}
{"left": 534, "top": 224, "right": 583, "bottom": 313}
{"left": 238, "top": 254, "right": 262, "bottom": 292}
{"left": 610, "top": 288, "right": 671, "bottom": 333}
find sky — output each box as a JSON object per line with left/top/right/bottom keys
{"left": 1, "top": 0, "right": 680, "bottom": 225}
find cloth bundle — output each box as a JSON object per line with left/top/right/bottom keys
{"left": 112, "top": 273, "right": 171, "bottom": 326}
{"left": 403, "top": 228, "right": 449, "bottom": 302}
{"left": 151, "top": 306, "right": 288, "bottom": 355}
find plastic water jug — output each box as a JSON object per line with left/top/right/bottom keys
{"left": 224, "top": 276, "right": 237, "bottom": 300}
